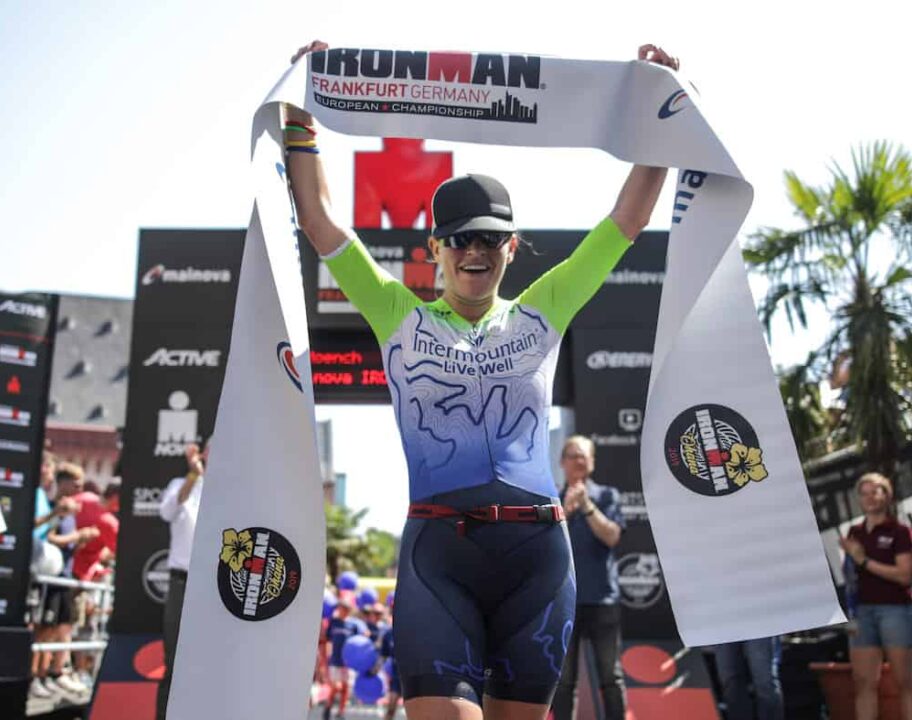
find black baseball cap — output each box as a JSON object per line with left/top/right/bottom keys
{"left": 431, "top": 174, "right": 515, "bottom": 238}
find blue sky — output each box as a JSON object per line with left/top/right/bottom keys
{"left": 2, "top": 0, "right": 909, "bottom": 531}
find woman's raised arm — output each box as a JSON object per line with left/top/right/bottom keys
{"left": 608, "top": 44, "right": 679, "bottom": 241}
{"left": 284, "top": 41, "right": 350, "bottom": 257}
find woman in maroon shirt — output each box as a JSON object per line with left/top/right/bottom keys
{"left": 840, "top": 472, "right": 912, "bottom": 720}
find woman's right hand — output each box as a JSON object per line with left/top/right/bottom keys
{"left": 287, "top": 40, "right": 329, "bottom": 125}
{"left": 290, "top": 40, "right": 328, "bottom": 66}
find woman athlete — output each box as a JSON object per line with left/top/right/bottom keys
{"left": 286, "top": 40, "right": 678, "bottom": 720}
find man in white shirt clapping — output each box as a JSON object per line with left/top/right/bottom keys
{"left": 156, "top": 441, "right": 207, "bottom": 720}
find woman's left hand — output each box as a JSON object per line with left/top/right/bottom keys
{"left": 638, "top": 44, "right": 679, "bottom": 71}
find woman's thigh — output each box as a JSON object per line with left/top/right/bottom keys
{"left": 394, "top": 519, "right": 488, "bottom": 705}
{"left": 483, "top": 523, "right": 575, "bottom": 705}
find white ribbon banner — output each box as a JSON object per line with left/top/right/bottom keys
{"left": 166, "top": 105, "right": 326, "bottom": 716}
{"left": 291, "top": 49, "right": 842, "bottom": 645}
{"left": 168, "top": 47, "right": 843, "bottom": 719}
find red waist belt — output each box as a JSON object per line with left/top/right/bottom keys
{"left": 408, "top": 502, "right": 565, "bottom": 537}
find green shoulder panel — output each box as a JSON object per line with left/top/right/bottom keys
{"left": 324, "top": 238, "right": 421, "bottom": 345}
{"left": 517, "top": 217, "right": 632, "bottom": 335}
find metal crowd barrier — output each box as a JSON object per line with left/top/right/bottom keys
{"left": 30, "top": 573, "right": 113, "bottom": 650}
{"left": 27, "top": 573, "right": 115, "bottom": 716}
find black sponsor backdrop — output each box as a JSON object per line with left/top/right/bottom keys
{"left": 569, "top": 233, "right": 679, "bottom": 641}
{"left": 116, "top": 228, "right": 672, "bottom": 640}
{"left": 111, "top": 231, "right": 244, "bottom": 633}
{"left": 0, "top": 292, "right": 57, "bottom": 626}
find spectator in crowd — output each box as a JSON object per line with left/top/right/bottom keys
{"left": 67, "top": 480, "right": 119, "bottom": 691}
{"left": 72, "top": 492, "right": 119, "bottom": 583}
{"left": 103, "top": 481, "right": 121, "bottom": 516}
{"left": 552, "top": 435, "right": 627, "bottom": 720}
{"left": 29, "top": 451, "right": 66, "bottom": 700}
{"left": 32, "top": 452, "right": 57, "bottom": 539}
{"left": 31, "top": 462, "right": 98, "bottom": 702}
{"left": 325, "top": 598, "right": 363, "bottom": 720}
{"left": 32, "top": 452, "right": 78, "bottom": 541}
{"left": 840, "top": 472, "right": 912, "bottom": 720}
{"left": 363, "top": 602, "right": 387, "bottom": 645}
{"left": 156, "top": 441, "right": 207, "bottom": 720}
{"left": 713, "top": 638, "right": 784, "bottom": 720}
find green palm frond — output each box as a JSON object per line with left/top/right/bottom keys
{"left": 785, "top": 171, "right": 824, "bottom": 223}
{"left": 884, "top": 266, "right": 912, "bottom": 288}
{"left": 830, "top": 141, "right": 912, "bottom": 239}
{"left": 745, "top": 222, "right": 843, "bottom": 273}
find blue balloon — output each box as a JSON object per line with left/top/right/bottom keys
{"left": 322, "top": 590, "right": 337, "bottom": 619}
{"left": 357, "top": 587, "right": 379, "bottom": 609}
{"left": 354, "top": 672, "right": 385, "bottom": 704}
{"left": 383, "top": 657, "right": 395, "bottom": 678}
{"left": 337, "top": 570, "right": 359, "bottom": 591}
{"left": 342, "top": 635, "right": 377, "bottom": 673}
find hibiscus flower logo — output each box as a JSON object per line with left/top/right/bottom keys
{"left": 220, "top": 528, "right": 254, "bottom": 572}
{"left": 664, "top": 404, "right": 769, "bottom": 497}
{"left": 724, "top": 443, "right": 768, "bottom": 487}
{"left": 216, "top": 525, "right": 302, "bottom": 621}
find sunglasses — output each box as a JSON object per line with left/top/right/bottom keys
{"left": 440, "top": 231, "right": 513, "bottom": 250}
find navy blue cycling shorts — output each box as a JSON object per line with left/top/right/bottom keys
{"left": 392, "top": 480, "right": 576, "bottom": 706}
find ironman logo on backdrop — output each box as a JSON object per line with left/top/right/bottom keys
{"left": 664, "top": 404, "right": 769, "bottom": 497}
{"left": 217, "top": 527, "right": 301, "bottom": 621}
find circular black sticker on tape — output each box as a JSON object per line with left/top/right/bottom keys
{"left": 664, "top": 404, "right": 768, "bottom": 497}
{"left": 217, "top": 526, "right": 301, "bottom": 621}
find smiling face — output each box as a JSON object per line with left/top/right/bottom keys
{"left": 429, "top": 234, "right": 518, "bottom": 317}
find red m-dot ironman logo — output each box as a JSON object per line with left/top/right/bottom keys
{"left": 276, "top": 341, "right": 302, "bottom": 392}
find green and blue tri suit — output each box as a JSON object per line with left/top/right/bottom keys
{"left": 324, "top": 217, "right": 631, "bottom": 705}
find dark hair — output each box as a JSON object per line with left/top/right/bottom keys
{"left": 83, "top": 480, "right": 102, "bottom": 495}
{"left": 103, "top": 482, "right": 121, "bottom": 500}
{"left": 514, "top": 231, "right": 541, "bottom": 256}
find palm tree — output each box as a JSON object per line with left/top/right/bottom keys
{"left": 325, "top": 503, "right": 399, "bottom": 581}
{"left": 745, "top": 141, "right": 912, "bottom": 472}
{"left": 325, "top": 503, "right": 373, "bottom": 582}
